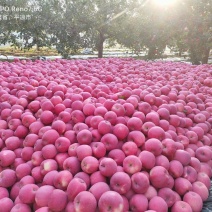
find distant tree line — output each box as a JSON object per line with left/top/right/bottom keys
{"left": 0, "top": 0, "right": 211, "bottom": 64}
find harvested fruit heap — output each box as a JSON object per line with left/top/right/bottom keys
{"left": 0, "top": 58, "right": 211, "bottom": 212}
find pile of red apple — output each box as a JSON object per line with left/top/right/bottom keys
{"left": 0, "top": 58, "right": 211, "bottom": 212}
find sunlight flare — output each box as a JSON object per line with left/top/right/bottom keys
{"left": 153, "top": 0, "right": 177, "bottom": 7}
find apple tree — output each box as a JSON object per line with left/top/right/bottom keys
{"left": 116, "top": 0, "right": 181, "bottom": 59}
{"left": 180, "top": 0, "right": 212, "bottom": 64}
{"left": 116, "top": 0, "right": 211, "bottom": 63}
{"left": 69, "top": 0, "right": 136, "bottom": 58}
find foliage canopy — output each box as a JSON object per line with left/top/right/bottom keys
{"left": 0, "top": 0, "right": 211, "bottom": 63}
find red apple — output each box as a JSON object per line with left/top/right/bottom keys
{"left": 123, "top": 102, "right": 135, "bottom": 116}
{"left": 67, "top": 178, "right": 87, "bottom": 201}
{"left": 81, "top": 156, "right": 99, "bottom": 174}
{"left": 58, "top": 111, "right": 71, "bottom": 123}
{"left": 83, "top": 103, "right": 95, "bottom": 116}
{"left": 183, "top": 166, "right": 197, "bottom": 183}
{"left": 0, "top": 187, "right": 9, "bottom": 199}
{"left": 40, "top": 110, "right": 55, "bottom": 125}
{"left": 155, "top": 155, "right": 170, "bottom": 170}
{"left": 8, "top": 118, "right": 22, "bottom": 131}
{"left": 130, "top": 194, "right": 148, "bottom": 212}
{"left": 123, "top": 155, "right": 142, "bottom": 174}
{"left": 90, "top": 171, "right": 107, "bottom": 186}
{"left": 192, "top": 181, "right": 209, "bottom": 201}
{"left": 41, "top": 144, "right": 57, "bottom": 159}
{"left": 171, "top": 201, "right": 192, "bottom": 212}
{"left": 127, "top": 131, "right": 145, "bottom": 147}
{"left": 122, "top": 141, "right": 138, "bottom": 156}
{"left": 63, "top": 156, "right": 81, "bottom": 175}
{"left": 138, "top": 151, "right": 155, "bottom": 170}
{"left": 149, "top": 166, "right": 170, "bottom": 189}
{"left": 14, "top": 125, "right": 29, "bottom": 139}
{"left": 98, "top": 191, "right": 124, "bottom": 212}
{"left": 53, "top": 170, "right": 73, "bottom": 190}
{"left": 174, "top": 149, "right": 191, "bottom": 166}
{"left": 174, "top": 177, "right": 192, "bottom": 196}
{"left": 55, "top": 137, "right": 71, "bottom": 153}
{"left": 107, "top": 149, "right": 125, "bottom": 166}
{"left": 197, "top": 172, "right": 211, "bottom": 189}
{"left": 22, "top": 114, "right": 36, "bottom": 127}
{"left": 158, "top": 187, "right": 177, "bottom": 207}
{"left": 42, "top": 129, "right": 60, "bottom": 146}
{"left": 10, "top": 203, "right": 31, "bottom": 212}
{"left": 100, "top": 133, "right": 118, "bottom": 151}
{"left": 169, "top": 160, "right": 184, "bottom": 178}
{"left": 35, "top": 185, "right": 55, "bottom": 207}
{"left": 0, "top": 169, "right": 17, "bottom": 188}
{"left": 43, "top": 170, "right": 58, "bottom": 186}
{"left": 64, "top": 130, "right": 77, "bottom": 144}
{"left": 77, "top": 129, "right": 92, "bottom": 145}
{"left": 76, "top": 145, "right": 92, "bottom": 161}
{"left": 40, "top": 159, "right": 58, "bottom": 176}
{"left": 110, "top": 172, "right": 131, "bottom": 195}
{"left": 31, "top": 151, "right": 44, "bottom": 166}
{"left": 73, "top": 123, "right": 88, "bottom": 134}
{"left": 71, "top": 110, "right": 85, "bottom": 124}
{"left": 90, "top": 142, "right": 107, "bottom": 159}
{"left": 195, "top": 146, "right": 212, "bottom": 162}
{"left": 127, "top": 117, "right": 143, "bottom": 131}
{"left": 74, "top": 172, "right": 90, "bottom": 188}
{"left": 89, "top": 182, "right": 110, "bottom": 201}
{"left": 5, "top": 136, "right": 21, "bottom": 150}
{"left": 141, "top": 122, "right": 155, "bottom": 135}
{"left": 149, "top": 196, "right": 168, "bottom": 212}
{"left": 144, "top": 138, "right": 163, "bottom": 156}
{"left": 104, "top": 111, "right": 117, "bottom": 125}
{"left": 0, "top": 150, "right": 16, "bottom": 167}
{"left": 138, "top": 102, "right": 151, "bottom": 115}
{"left": 74, "top": 191, "right": 97, "bottom": 212}
{"left": 99, "top": 157, "right": 117, "bottom": 177}
{"left": 31, "top": 166, "right": 43, "bottom": 183}
{"left": 52, "top": 120, "right": 66, "bottom": 134}
{"left": 148, "top": 126, "right": 165, "bottom": 140}
{"left": 111, "top": 103, "right": 125, "bottom": 117}
{"left": 157, "top": 107, "right": 170, "bottom": 120}
{"left": 183, "top": 191, "right": 203, "bottom": 212}
{"left": 16, "top": 163, "right": 32, "bottom": 180}
{"left": 144, "top": 185, "right": 157, "bottom": 201}
{"left": 68, "top": 143, "right": 80, "bottom": 157}
{"left": 23, "top": 133, "right": 39, "bottom": 147}
{"left": 18, "top": 184, "right": 39, "bottom": 204}
{"left": 0, "top": 197, "right": 14, "bottom": 212}
{"left": 48, "top": 189, "right": 68, "bottom": 212}
{"left": 97, "top": 120, "right": 112, "bottom": 134}
{"left": 90, "top": 116, "right": 104, "bottom": 129}
{"left": 113, "top": 123, "right": 129, "bottom": 140}
{"left": 169, "top": 115, "right": 181, "bottom": 127}
{"left": 185, "top": 130, "right": 198, "bottom": 144}
{"left": 131, "top": 172, "right": 150, "bottom": 194}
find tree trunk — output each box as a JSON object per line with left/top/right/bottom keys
{"left": 98, "top": 32, "right": 104, "bottom": 58}
{"left": 201, "top": 48, "right": 210, "bottom": 64}
{"left": 147, "top": 46, "right": 156, "bottom": 60}
{"left": 178, "top": 50, "right": 182, "bottom": 57}
{"left": 190, "top": 47, "right": 201, "bottom": 65}
{"left": 37, "top": 44, "right": 40, "bottom": 51}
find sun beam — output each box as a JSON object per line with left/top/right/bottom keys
{"left": 153, "top": 0, "right": 177, "bottom": 7}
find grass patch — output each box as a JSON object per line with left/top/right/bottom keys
{"left": 0, "top": 46, "right": 59, "bottom": 57}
